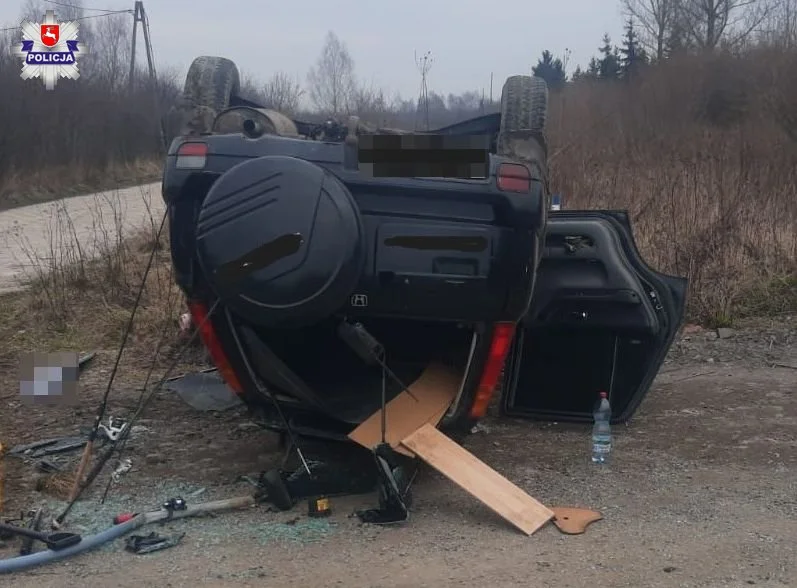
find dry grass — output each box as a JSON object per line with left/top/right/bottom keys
{"left": 0, "top": 194, "right": 183, "bottom": 379}
{"left": 0, "top": 49, "right": 794, "bottom": 346}
{"left": 0, "top": 158, "right": 163, "bottom": 212}
{"left": 548, "top": 51, "right": 797, "bottom": 325}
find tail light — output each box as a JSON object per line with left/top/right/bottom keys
{"left": 176, "top": 142, "right": 208, "bottom": 169}
{"left": 496, "top": 163, "right": 531, "bottom": 193}
{"left": 469, "top": 322, "right": 516, "bottom": 419}
{"left": 186, "top": 300, "right": 243, "bottom": 395}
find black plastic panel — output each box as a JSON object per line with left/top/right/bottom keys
{"left": 194, "top": 155, "right": 365, "bottom": 328}
{"left": 503, "top": 211, "right": 688, "bottom": 424}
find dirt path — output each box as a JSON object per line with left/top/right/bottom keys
{"left": 1, "top": 319, "right": 795, "bottom": 587}
{"left": 0, "top": 183, "right": 163, "bottom": 294}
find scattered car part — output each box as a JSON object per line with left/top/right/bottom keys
{"left": 54, "top": 299, "right": 222, "bottom": 529}
{"left": 355, "top": 444, "right": 411, "bottom": 525}
{"left": 67, "top": 210, "right": 169, "bottom": 505}
{"left": 161, "top": 497, "right": 188, "bottom": 520}
{"left": 110, "top": 458, "right": 132, "bottom": 484}
{"left": 257, "top": 456, "right": 379, "bottom": 511}
{"left": 36, "top": 460, "right": 62, "bottom": 473}
{"left": 165, "top": 370, "right": 243, "bottom": 412}
{"left": 19, "top": 508, "right": 43, "bottom": 556}
{"left": 0, "top": 522, "right": 81, "bottom": 551}
{"left": 259, "top": 469, "right": 293, "bottom": 511}
{"left": 1, "top": 495, "right": 254, "bottom": 574}
{"left": 125, "top": 531, "right": 185, "bottom": 555}
{"left": 98, "top": 416, "right": 128, "bottom": 442}
{"left": 77, "top": 352, "right": 96, "bottom": 373}
{"left": 8, "top": 436, "right": 86, "bottom": 459}
{"left": 307, "top": 497, "right": 331, "bottom": 518}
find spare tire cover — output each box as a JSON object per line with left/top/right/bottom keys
{"left": 195, "top": 155, "right": 364, "bottom": 327}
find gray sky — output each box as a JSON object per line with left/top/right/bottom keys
{"left": 2, "top": 0, "right": 626, "bottom": 100}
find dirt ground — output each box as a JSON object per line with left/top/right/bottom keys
{"left": 0, "top": 316, "right": 795, "bottom": 587}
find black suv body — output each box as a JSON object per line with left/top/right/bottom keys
{"left": 163, "top": 57, "right": 688, "bottom": 442}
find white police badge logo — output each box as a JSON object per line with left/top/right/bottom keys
{"left": 12, "top": 9, "right": 88, "bottom": 90}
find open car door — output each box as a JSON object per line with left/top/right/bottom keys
{"left": 502, "top": 210, "right": 688, "bottom": 424}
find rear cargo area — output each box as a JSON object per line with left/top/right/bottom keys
{"left": 250, "top": 318, "right": 475, "bottom": 423}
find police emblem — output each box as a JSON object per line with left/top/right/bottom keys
{"left": 12, "top": 9, "right": 88, "bottom": 90}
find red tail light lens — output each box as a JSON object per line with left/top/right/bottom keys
{"left": 497, "top": 163, "right": 531, "bottom": 193}
{"left": 176, "top": 142, "right": 208, "bottom": 169}
{"left": 186, "top": 300, "right": 243, "bottom": 395}
{"left": 469, "top": 322, "right": 516, "bottom": 419}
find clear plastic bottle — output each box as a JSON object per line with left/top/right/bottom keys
{"left": 591, "top": 391, "right": 612, "bottom": 464}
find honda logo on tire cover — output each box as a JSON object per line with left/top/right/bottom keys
{"left": 350, "top": 294, "right": 368, "bottom": 307}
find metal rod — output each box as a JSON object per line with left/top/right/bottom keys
{"left": 608, "top": 334, "right": 618, "bottom": 402}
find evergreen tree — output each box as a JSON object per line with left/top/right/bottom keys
{"left": 619, "top": 18, "right": 648, "bottom": 79}
{"left": 532, "top": 50, "right": 567, "bottom": 90}
{"left": 586, "top": 57, "right": 601, "bottom": 77}
{"left": 598, "top": 33, "right": 621, "bottom": 80}
{"left": 571, "top": 65, "right": 585, "bottom": 81}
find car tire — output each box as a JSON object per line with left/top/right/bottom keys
{"left": 499, "top": 75, "right": 548, "bottom": 135}
{"left": 176, "top": 56, "right": 240, "bottom": 135}
{"left": 497, "top": 75, "right": 549, "bottom": 175}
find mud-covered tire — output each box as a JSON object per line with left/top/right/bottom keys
{"left": 497, "top": 75, "right": 549, "bottom": 177}
{"left": 499, "top": 75, "right": 548, "bottom": 135}
{"left": 175, "top": 56, "right": 240, "bottom": 135}
{"left": 183, "top": 55, "right": 240, "bottom": 113}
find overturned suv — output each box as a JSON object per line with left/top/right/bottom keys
{"left": 163, "top": 56, "right": 687, "bottom": 442}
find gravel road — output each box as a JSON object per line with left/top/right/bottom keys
{"left": 1, "top": 317, "right": 795, "bottom": 588}
{"left": 0, "top": 183, "right": 163, "bottom": 294}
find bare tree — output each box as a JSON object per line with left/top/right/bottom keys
{"left": 758, "top": 0, "right": 797, "bottom": 47}
{"left": 262, "top": 72, "right": 304, "bottom": 114}
{"left": 680, "top": 0, "right": 771, "bottom": 49}
{"left": 86, "top": 13, "right": 131, "bottom": 90}
{"left": 21, "top": 0, "right": 81, "bottom": 22}
{"left": 622, "top": 0, "right": 681, "bottom": 60}
{"left": 307, "top": 31, "right": 355, "bottom": 115}
{"left": 238, "top": 71, "right": 267, "bottom": 104}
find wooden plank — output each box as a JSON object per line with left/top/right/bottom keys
{"left": 401, "top": 423, "right": 554, "bottom": 535}
{"left": 347, "top": 362, "right": 461, "bottom": 457}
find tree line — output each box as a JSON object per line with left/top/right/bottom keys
{"left": 0, "top": 0, "right": 796, "bottom": 199}
{"left": 532, "top": 0, "right": 796, "bottom": 87}
{"left": 0, "top": 0, "right": 794, "bottom": 319}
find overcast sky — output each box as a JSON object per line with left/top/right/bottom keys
{"left": 2, "top": 0, "right": 626, "bottom": 99}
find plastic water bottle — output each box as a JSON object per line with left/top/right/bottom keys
{"left": 591, "top": 391, "right": 612, "bottom": 464}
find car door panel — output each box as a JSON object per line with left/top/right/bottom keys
{"left": 503, "top": 210, "right": 687, "bottom": 424}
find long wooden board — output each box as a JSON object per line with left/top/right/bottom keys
{"left": 401, "top": 423, "right": 554, "bottom": 535}
{"left": 347, "top": 362, "right": 461, "bottom": 457}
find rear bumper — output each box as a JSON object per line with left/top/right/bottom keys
{"left": 191, "top": 297, "right": 508, "bottom": 437}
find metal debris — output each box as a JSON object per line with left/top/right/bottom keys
{"left": 8, "top": 436, "right": 87, "bottom": 458}
{"left": 111, "top": 459, "right": 133, "bottom": 483}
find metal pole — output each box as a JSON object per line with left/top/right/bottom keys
{"left": 128, "top": 1, "right": 139, "bottom": 91}
{"left": 139, "top": 2, "right": 155, "bottom": 80}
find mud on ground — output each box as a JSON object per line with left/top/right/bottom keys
{"left": 0, "top": 315, "right": 795, "bottom": 587}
